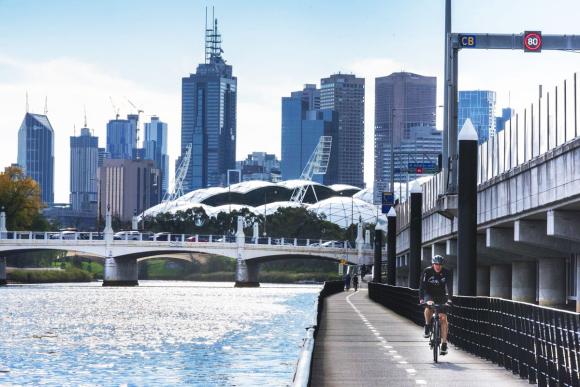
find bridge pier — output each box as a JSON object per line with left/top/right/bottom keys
{"left": 235, "top": 259, "right": 260, "bottom": 287}
{"left": 511, "top": 261, "right": 536, "bottom": 303}
{"left": 490, "top": 264, "right": 511, "bottom": 299}
{"left": 538, "top": 258, "right": 566, "bottom": 306}
{"left": 0, "top": 257, "right": 6, "bottom": 286}
{"left": 103, "top": 258, "right": 138, "bottom": 286}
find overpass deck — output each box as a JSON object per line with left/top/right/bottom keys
{"left": 310, "top": 286, "right": 527, "bottom": 386}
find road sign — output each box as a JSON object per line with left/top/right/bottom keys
{"left": 523, "top": 31, "right": 542, "bottom": 52}
{"left": 340, "top": 259, "right": 347, "bottom": 265}
{"left": 382, "top": 191, "right": 394, "bottom": 214}
{"left": 408, "top": 162, "right": 437, "bottom": 174}
{"left": 459, "top": 34, "right": 476, "bottom": 48}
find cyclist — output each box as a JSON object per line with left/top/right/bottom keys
{"left": 419, "top": 255, "right": 451, "bottom": 355}
{"left": 352, "top": 274, "right": 359, "bottom": 291}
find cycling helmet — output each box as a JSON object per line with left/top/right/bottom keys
{"left": 431, "top": 255, "right": 444, "bottom": 265}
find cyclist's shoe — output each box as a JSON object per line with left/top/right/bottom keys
{"left": 423, "top": 324, "right": 431, "bottom": 338}
{"left": 440, "top": 343, "right": 448, "bottom": 355}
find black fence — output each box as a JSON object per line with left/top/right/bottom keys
{"left": 368, "top": 282, "right": 580, "bottom": 387}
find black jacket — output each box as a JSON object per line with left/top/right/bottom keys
{"left": 419, "top": 266, "right": 451, "bottom": 302}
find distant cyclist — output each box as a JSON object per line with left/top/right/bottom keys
{"left": 419, "top": 255, "right": 452, "bottom": 355}
{"left": 352, "top": 274, "right": 359, "bottom": 291}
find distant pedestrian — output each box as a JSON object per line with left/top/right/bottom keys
{"left": 352, "top": 274, "right": 359, "bottom": 291}
{"left": 344, "top": 272, "right": 351, "bottom": 291}
{"left": 360, "top": 265, "right": 367, "bottom": 280}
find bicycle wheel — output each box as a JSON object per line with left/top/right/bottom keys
{"left": 432, "top": 319, "right": 439, "bottom": 363}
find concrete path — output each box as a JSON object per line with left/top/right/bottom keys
{"left": 310, "top": 287, "right": 528, "bottom": 387}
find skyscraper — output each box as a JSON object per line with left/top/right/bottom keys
{"left": 17, "top": 112, "right": 54, "bottom": 204}
{"left": 281, "top": 85, "right": 338, "bottom": 184}
{"left": 374, "top": 72, "right": 437, "bottom": 201}
{"left": 106, "top": 114, "right": 138, "bottom": 160}
{"left": 70, "top": 127, "right": 99, "bottom": 212}
{"left": 178, "top": 14, "right": 237, "bottom": 191}
{"left": 458, "top": 90, "right": 497, "bottom": 144}
{"left": 144, "top": 116, "right": 169, "bottom": 197}
{"left": 320, "top": 73, "right": 365, "bottom": 188}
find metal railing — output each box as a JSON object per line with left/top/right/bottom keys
{"left": 292, "top": 280, "right": 344, "bottom": 387}
{"left": 368, "top": 282, "right": 580, "bottom": 386}
{"left": 0, "top": 231, "right": 362, "bottom": 250}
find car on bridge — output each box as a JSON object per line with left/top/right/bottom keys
{"left": 148, "top": 232, "right": 182, "bottom": 241}
{"left": 321, "top": 240, "right": 353, "bottom": 248}
{"left": 113, "top": 231, "right": 141, "bottom": 240}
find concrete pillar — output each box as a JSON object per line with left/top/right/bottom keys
{"left": 490, "top": 264, "right": 512, "bottom": 299}
{"left": 0, "top": 211, "right": 6, "bottom": 239}
{"left": 0, "top": 257, "right": 6, "bottom": 286}
{"left": 103, "top": 257, "right": 138, "bottom": 286}
{"left": 476, "top": 266, "right": 490, "bottom": 296}
{"left": 511, "top": 261, "right": 536, "bottom": 303}
{"left": 235, "top": 258, "right": 260, "bottom": 287}
{"left": 538, "top": 258, "right": 566, "bottom": 307}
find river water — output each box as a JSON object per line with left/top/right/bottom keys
{"left": 0, "top": 281, "right": 320, "bottom": 386}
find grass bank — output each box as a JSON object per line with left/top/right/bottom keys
{"left": 8, "top": 267, "right": 94, "bottom": 283}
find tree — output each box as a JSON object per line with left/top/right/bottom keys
{"left": 0, "top": 166, "right": 46, "bottom": 230}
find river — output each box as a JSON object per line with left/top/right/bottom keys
{"left": 0, "top": 281, "right": 321, "bottom": 386}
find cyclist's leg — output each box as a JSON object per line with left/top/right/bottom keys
{"left": 439, "top": 312, "right": 448, "bottom": 343}
{"left": 424, "top": 307, "right": 433, "bottom": 325}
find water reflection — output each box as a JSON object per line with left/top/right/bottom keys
{"left": 0, "top": 281, "right": 320, "bottom": 386}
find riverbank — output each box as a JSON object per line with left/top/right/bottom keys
{"left": 7, "top": 267, "right": 93, "bottom": 283}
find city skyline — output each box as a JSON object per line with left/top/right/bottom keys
{"left": 1, "top": 0, "right": 580, "bottom": 201}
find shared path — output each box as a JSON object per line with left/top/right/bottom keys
{"left": 310, "top": 285, "right": 528, "bottom": 386}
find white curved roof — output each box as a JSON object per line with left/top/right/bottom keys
{"left": 307, "top": 197, "right": 385, "bottom": 228}
{"left": 276, "top": 179, "right": 324, "bottom": 190}
{"left": 328, "top": 184, "right": 361, "bottom": 192}
{"left": 353, "top": 188, "right": 373, "bottom": 204}
{"left": 228, "top": 180, "right": 277, "bottom": 194}
{"left": 179, "top": 186, "right": 228, "bottom": 203}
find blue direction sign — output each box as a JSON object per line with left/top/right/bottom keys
{"left": 381, "top": 191, "right": 394, "bottom": 214}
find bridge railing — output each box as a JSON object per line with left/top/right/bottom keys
{"left": 0, "top": 231, "right": 364, "bottom": 250}
{"left": 368, "top": 282, "right": 580, "bottom": 386}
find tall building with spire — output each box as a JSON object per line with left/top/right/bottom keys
{"left": 178, "top": 11, "right": 237, "bottom": 190}
{"left": 17, "top": 112, "right": 55, "bottom": 204}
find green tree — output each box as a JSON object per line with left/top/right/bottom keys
{"left": 0, "top": 166, "right": 48, "bottom": 230}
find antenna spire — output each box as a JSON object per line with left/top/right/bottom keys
{"left": 44, "top": 96, "right": 48, "bottom": 115}
{"left": 83, "top": 105, "right": 87, "bottom": 127}
{"left": 204, "top": 7, "right": 223, "bottom": 63}
{"left": 25, "top": 92, "right": 29, "bottom": 113}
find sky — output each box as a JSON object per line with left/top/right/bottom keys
{"left": 1, "top": 0, "right": 580, "bottom": 202}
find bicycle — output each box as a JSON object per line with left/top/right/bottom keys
{"left": 421, "top": 302, "right": 447, "bottom": 363}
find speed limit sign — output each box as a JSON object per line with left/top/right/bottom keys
{"left": 523, "top": 31, "right": 542, "bottom": 52}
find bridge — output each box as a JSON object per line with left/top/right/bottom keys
{"left": 0, "top": 213, "right": 373, "bottom": 287}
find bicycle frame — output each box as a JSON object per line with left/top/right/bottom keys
{"left": 423, "top": 303, "right": 446, "bottom": 363}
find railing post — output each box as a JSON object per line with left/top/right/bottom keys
{"left": 294, "top": 238, "right": 297, "bottom": 246}
{"left": 387, "top": 208, "right": 397, "bottom": 285}
{"left": 373, "top": 225, "right": 383, "bottom": 283}
{"left": 209, "top": 235, "right": 213, "bottom": 243}
{"left": 195, "top": 234, "right": 199, "bottom": 243}
{"left": 457, "top": 118, "right": 478, "bottom": 296}
{"left": 89, "top": 232, "right": 93, "bottom": 241}
{"left": 268, "top": 237, "right": 271, "bottom": 245}
{"left": 409, "top": 182, "right": 422, "bottom": 289}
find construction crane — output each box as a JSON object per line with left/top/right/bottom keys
{"left": 290, "top": 136, "right": 332, "bottom": 204}
{"left": 162, "top": 144, "right": 192, "bottom": 206}
{"left": 109, "top": 96, "right": 120, "bottom": 119}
